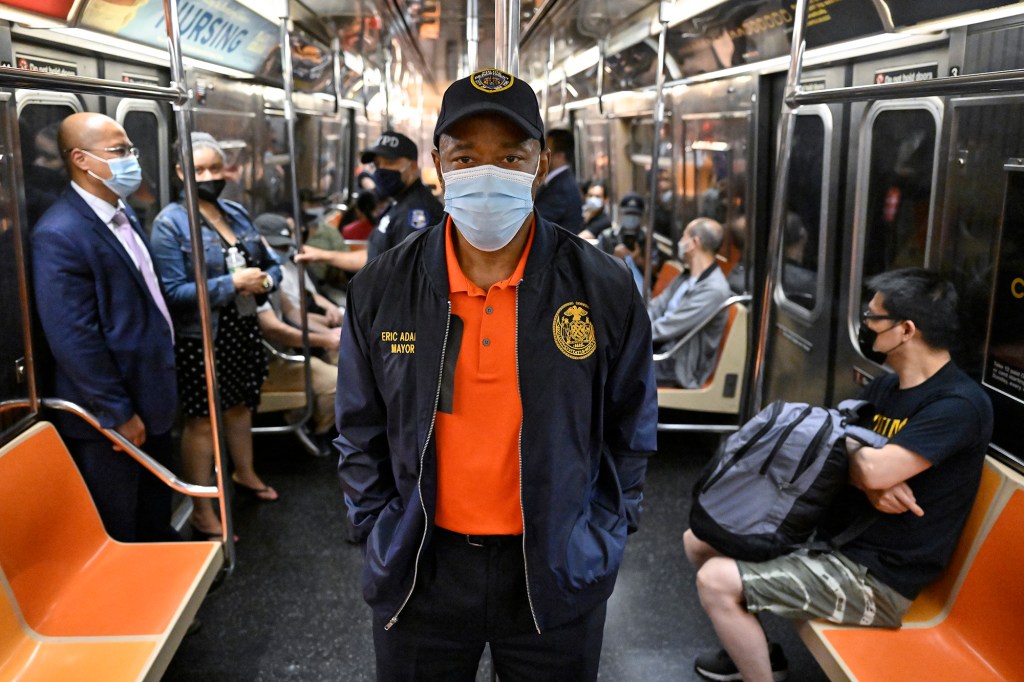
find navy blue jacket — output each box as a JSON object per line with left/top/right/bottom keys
{"left": 31, "top": 188, "right": 177, "bottom": 439}
{"left": 535, "top": 167, "right": 585, "bottom": 235}
{"left": 335, "top": 215, "right": 658, "bottom": 632}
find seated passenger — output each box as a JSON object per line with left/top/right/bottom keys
{"left": 648, "top": 218, "right": 732, "bottom": 388}
{"left": 341, "top": 191, "right": 379, "bottom": 241}
{"left": 683, "top": 268, "right": 993, "bottom": 682}
{"left": 582, "top": 181, "right": 612, "bottom": 236}
{"left": 254, "top": 213, "right": 343, "bottom": 358}
{"left": 257, "top": 293, "right": 340, "bottom": 457}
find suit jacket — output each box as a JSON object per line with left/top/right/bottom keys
{"left": 31, "top": 188, "right": 177, "bottom": 439}
{"left": 534, "top": 167, "right": 585, "bottom": 235}
{"left": 647, "top": 264, "right": 731, "bottom": 388}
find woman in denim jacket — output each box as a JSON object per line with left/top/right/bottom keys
{"left": 151, "top": 132, "right": 283, "bottom": 538}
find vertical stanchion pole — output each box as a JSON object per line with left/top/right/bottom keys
{"left": 747, "top": 0, "right": 811, "bottom": 418}
{"left": 280, "top": 8, "right": 315, "bottom": 428}
{"left": 162, "top": 0, "right": 235, "bottom": 570}
{"left": 643, "top": 13, "right": 669, "bottom": 306}
{"left": 542, "top": 33, "right": 553, "bottom": 125}
{"left": 495, "top": 0, "right": 521, "bottom": 75}
{"left": 466, "top": 0, "right": 479, "bottom": 75}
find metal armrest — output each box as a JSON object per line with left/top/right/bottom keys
{"left": 653, "top": 294, "right": 751, "bottom": 362}
{"left": 262, "top": 339, "right": 306, "bottom": 364}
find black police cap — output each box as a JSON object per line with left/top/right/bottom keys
{"left": 620, "top": 192, "right": 645, "bottom": 214}
{"left": 433, "top": 68, "right": 545, "bottom": 148}
{"left": 360, "top": 131, "right": 418, "bottom": 164}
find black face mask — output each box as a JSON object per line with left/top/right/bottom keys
{"left": 196, "top": 178, "right": 226, "bottom": 202}
{"left": 858, "top": 320, "right": 904, "bottom": 365}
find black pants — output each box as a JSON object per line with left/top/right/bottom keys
{"left": 373, "top": 527, "right": 606, "bottom": 682}
{"left": 64, "top": 431, "right": 180, "bottom": 543}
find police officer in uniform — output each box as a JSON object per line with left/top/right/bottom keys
{"left": 363, "top": 131, "right": 444, "bottom": 260}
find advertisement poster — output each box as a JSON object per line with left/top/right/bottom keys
{"left": 5, "top": 0, "right": 74, "bottom": 21}
{"left": 984, "top": 171, "right": 1024, "bottom": 405}
{"left": 80, "top": 0, "right": 278, "bottom": 74}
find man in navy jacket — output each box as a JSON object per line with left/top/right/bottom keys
{"left": 335, "top": 68, "right": 658, "bottom": 680}
{"left": 534, "top": 128, "right": 587, "bottom": 237}
{"left": 31, "top": 112, "right": 178, "bottom": 542}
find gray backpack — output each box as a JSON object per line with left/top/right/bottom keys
{"left": 690, "top": 400, "right": 888, "bottom": 562}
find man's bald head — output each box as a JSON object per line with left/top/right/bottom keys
{"left": 57, "top": 113, "right": 125, "bottom": 169}
{"left": 58, "top": 113, "right": 133, "bottom": 205}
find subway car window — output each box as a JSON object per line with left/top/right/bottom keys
{"left": 629, "top": 118, "right": 673, "bottom": 239}
{"left": 781, "top": 113, "right": 827, "bottom": 311}
{"left": 19, "top": 103, "right": 76, "bottom": 228}
{"left": 121, "top": 109, "right": 162, "bottom": 232}
{"left": 862, "top": 108, "right": 937, "bottom": 280}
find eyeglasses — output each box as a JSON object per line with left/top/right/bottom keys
{"left": 72, "top": 146, "right": 140, "bottom": 159}
{"left": 862, "top": 309, "right": 900, "bottom": 322}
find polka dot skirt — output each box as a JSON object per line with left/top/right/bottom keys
{"left": 175, "top": 302, "right": 268, "bottom": 418}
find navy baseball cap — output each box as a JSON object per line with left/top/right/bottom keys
{"left": 360, "top": 131, "right": 418, "bottom": 164}
{"left": 433, "top": 68, "right": 545, "bottom": 148}
{"left": 620, "top": 193, "right": 645, "bottom": 215}
{"left": 254, "top": 213, "right": 293, "bottom": 247}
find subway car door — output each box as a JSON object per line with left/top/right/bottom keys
{"left": 105, "top": 61, "right": 171, "bottom": 233}
{"left": 763, "top": 66, "right": 845, "bottom": 407}
{"left": 832, "top": 46, "right": 949, "bottom": 402}
{"left": 0, "top": 90, "right": 35, "bottom": 434}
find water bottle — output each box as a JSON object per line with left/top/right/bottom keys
{"left": 226, "top": 246, "right": 257, "bottom": 316}
{"left": 226, "top": 246, "right": 246, "bottom": 273}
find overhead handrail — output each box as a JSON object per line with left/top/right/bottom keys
{"left": 788, "top": 67, "right": 1024, "bottom": 107}
{"left": 1, "top": 398, "right": 217, "bottom": 498}
{"left": 0, "top": 66, "right": 188, "bottom": 104}
{"left": 653, "top": 295, "right": 751, "bottom": 362}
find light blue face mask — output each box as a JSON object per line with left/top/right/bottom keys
{"left": 442, "top": 163, "right": 538, "bottom": 252}
{"left": 82, "top": 150, "right": 143, "bottom": 199}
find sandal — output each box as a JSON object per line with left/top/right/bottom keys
{"left": 231, "top": 474, "right": 279, "bottom": 502}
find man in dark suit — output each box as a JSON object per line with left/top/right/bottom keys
{"left": 534, "top": 129, "right": 588, "bottom": 237}
{"left": 31, "top": 112, "right": 178, "bottom": 542}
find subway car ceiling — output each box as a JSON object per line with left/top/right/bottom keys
{"left": 5, "top": 0, "right": 1024, "bottom": 134}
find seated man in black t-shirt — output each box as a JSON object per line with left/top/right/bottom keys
{"left": 682, "top": 268, "right": 994, "bottom": 682}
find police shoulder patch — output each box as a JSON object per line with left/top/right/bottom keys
{"left": 471, "top": 68, "right": 514, "bottom": 93}
{"left": 552, "top": 301, "right": 597, "bottom": 360}
{"left": 409, "top": 209, "right": 428, "bottom": 230}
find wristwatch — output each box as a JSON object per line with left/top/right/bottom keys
{"left": 261, "top": 275, "right": 273, "bottom": 291}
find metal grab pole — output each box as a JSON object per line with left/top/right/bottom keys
{"left": 495, "top": 0, "right": 521, "bottom": 75}
{"left": 162, "top": 0, "right": 235, "bottom": 570}
{"left": 747, "top": 0, "right": 811, "bottom": 419}
{"left": 643, "top": 17, "right": 668, "bottom": 306}
{"left": 280, "top": 10, "right": 316, "bottom": 434}
{"left": 466, "top": 0, "right": 479, "bottom": 75}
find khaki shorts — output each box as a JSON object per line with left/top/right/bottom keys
{"left": 736, "top": 550, "right": 912, "bottom": 628}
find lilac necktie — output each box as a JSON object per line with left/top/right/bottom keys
{"left": 112, "top": 210, "right": 174, "bottom": 343}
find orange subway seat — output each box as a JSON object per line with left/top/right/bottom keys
{"left": 901, "top": 459, "right": 1001, "bottom": 623}
{"left": 822, "top": 491, "right": 1024, "bottom": 681}
{"left": 0, "top": 423, "right": 221, "bottom": 638}
{"left": 1, "top": 577, "right": 158, "bottom": 682}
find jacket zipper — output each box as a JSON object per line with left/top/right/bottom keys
{"left": 384, "top": 300, "right": 452, "bottom": 631}
{"left": 515, "top": 281, "right": 542, "bottom": 634}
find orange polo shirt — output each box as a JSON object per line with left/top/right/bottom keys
{"left": 434, "top": 217, "right": 535, "bottom": 535}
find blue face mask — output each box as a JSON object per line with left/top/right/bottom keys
{"left": 373, "top": 166, "right": 407, "bottom": 198}
{"left": 83, "top": 150, "right": 143, "bottom": 198}
{"left": 443, "top": 163, "right": 537, "bottom": 252}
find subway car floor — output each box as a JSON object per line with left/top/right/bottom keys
{"left": 162, "top": 429, "right": 829, "bottom": 681}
